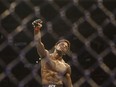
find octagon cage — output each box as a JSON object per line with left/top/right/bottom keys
{"left": 0, "top": 0, "right": 116, "bottom": 87}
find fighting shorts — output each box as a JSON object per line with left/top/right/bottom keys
{"left": 42, "top": 84, "right": 63, "bottom": 87}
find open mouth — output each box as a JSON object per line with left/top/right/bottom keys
{"left": 56, "top": 49, "right": 63, "bottom": 55}
{"left": 56, "top": 48, "right": 66, "bottom": 55}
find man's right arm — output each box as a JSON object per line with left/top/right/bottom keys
{"left": 32, "top": 19, "right": 55, "bottom": 67}
{"left": 32, "top": 19, "right": 46, "bottom": 58}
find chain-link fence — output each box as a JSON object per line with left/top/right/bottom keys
{"left": 0, "top": 0, "right": 116, "bottom": 87}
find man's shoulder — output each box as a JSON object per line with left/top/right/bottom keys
{"left": 65, "top": 63, "right": 70, "bottom": 68}
{"left": 63, "top": 62, "right": 71, "bottom": 75}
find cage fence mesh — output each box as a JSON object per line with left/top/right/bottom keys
{"left": 0, "top": 0, "right": 116, "bottom": 87}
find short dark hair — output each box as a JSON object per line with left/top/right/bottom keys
{"left": 55, "top": 39, "right": 70, "bottom": 50}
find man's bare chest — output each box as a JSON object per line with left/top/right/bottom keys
{"left": 52, "top": 60, "right": 67, "bottom": 74}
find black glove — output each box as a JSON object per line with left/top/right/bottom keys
{"left": 32, "top": 19, "right": 43, "bottom": 28}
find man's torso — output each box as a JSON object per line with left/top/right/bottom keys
{"left": 41, "top": 54, "right": 69, "bottom": 85}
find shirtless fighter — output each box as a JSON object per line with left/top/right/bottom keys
{"left": 32, "top": 19, "right": 73, "bottom": 87}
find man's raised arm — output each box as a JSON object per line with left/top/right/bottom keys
{"left": 32, "top": 19, "right": 46, "bottom": 58}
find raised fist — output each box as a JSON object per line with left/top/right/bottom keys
{"left": 32, "top": 19, "right": 43, "bottom": 28}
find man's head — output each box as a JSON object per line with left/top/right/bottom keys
{"left": 54, "top": 39, "right": 70, "bottom": 55}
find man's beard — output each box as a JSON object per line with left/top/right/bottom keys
{"left": 56, "top": 49, "right": 64, "bottom": 56}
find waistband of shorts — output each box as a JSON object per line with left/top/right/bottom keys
{"left": 42, "top": 84, "right": 63, "bottom": 87}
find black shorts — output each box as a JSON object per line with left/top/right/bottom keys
{"left": 42, "top": 84, "right": 63, "bottom": 87}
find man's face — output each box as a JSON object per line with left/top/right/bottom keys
{"left": 55, "top": 42, "right": 69, "bottom": 54}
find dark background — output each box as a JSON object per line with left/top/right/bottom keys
{"left": 0, "top": 0, "right": 116, "bottom": 87}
